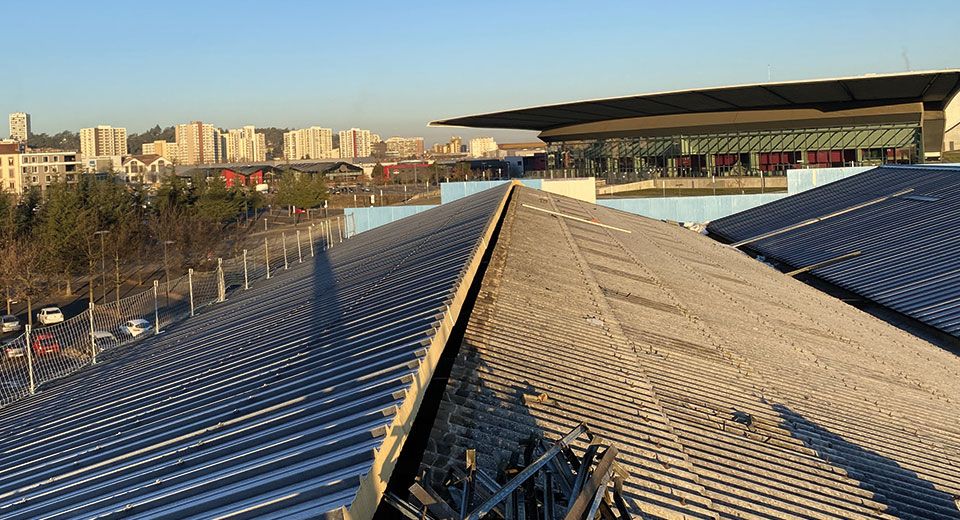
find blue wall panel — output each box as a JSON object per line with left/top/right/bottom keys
{"left": 441, "top": 179, "right": 542, "bottom": 203}
{"left": 344, "top": 205, "right": 438, "bottom": 237}
{"left": 597, "top": 193, "right": 789, "bottom": 223}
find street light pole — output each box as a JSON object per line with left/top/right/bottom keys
{"left": 94, "top": 230, "right": 109, "bottom": 305}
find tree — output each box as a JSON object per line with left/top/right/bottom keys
{"left": 36, "top": 182, "right": 94, "bottom": 297}
{"left": 3, "top": 240, "right": 47, "bottom": 327}
{"left": 274, "top": 171, "right": 328, "bottom": 210}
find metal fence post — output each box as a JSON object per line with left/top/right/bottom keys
{"left": 89, "top": 302, "right": 97, "bottom": 364}
{"left": 188, "top": 268, "right": 195, "bottom": 317}
{"left": 242, "top": 249, "right": 249, "bottom": 289}
{"left": 337, "top": 216, "right": 343, "bottom": 243}
{"left": 325, "top": 221, "right": 332, "bottom": 249}
{"left": 296, "top": 230, "right": 303, "bottom": 263}
{"left": 153, "top": 280, "right": 160, "bottom": 334}
{"left": 265, "top": 237, "right": 271, "bottom": 279}
{"left": 217, "top": 258, "right": 225, "bottom": 302}
{"left": 308, "top": 225, "right": 315, "bottom": 257}
{"left": 282, "top": 232, "right": 289, "bottom": 270}
{"left": 25, "top": 324, "right": 34, "bottom": 395}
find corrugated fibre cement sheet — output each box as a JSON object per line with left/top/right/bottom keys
{"left": 421, "top": 187, "right": 960, "bottom": 520}
{"left": 0, "top": 183, "right": 511, "bottom": 519}
{"left": 707, "top": 165, "right": 960, "bottom": 338}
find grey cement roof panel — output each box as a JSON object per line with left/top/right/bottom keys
{"left": 420, "top": 186, "right": 960, "bottom": 519}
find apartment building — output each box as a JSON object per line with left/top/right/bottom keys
{"left": 0, "top": 142, "right": 22, "bottom": 193}
{"left": 338, "top": 128, "right": 372, "bottom": 159}
{"left": 224, "top": 126, "right": 266, "bottom": 162}
{"left": 142, "top": 140, "right": 178, "bottom": 160}
{"left": 384, "top": 137, "right": 425, "bottom": 159}
{"left": 79, "top": 125, "right": 128, "bottom": 158}
{"left": 175, "top": 121, "right": 223, "bottom": 165}
{"left": 469, "top": 136, "right": 497, "bottom": 157}
{"left": 8, "top": 112, "right": 30, "bottom": 142}
{"left": 282, "top": 126, "right": 334, "bottom": 160}
{"left": 20, "top": 150, "right": 82, "bottom": 191}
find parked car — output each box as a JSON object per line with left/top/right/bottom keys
{"left": 1, "top": 314, "right": 20, "bottom": 333}
{"left": 31, "top": 333, "right": 61, "bottom": 355}
{"left": 2, "top": 337, "right": 23, "bottom": 359}
{"left": 90, "top": 331, "right": 118, "bottom": 351}
{"left": 37, "top": 307, "right": 65, "bottom": 326}
{"left": 120, "top": 319, "right": 152, "bottom": 337}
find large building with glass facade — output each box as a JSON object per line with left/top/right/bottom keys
{"left": 432, "top": 70, "right": 960, "bottom": 183}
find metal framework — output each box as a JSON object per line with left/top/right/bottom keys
{"left": 544, "top": 123, "right": 922, "bottom": 183}
{"left": 386, "top": 424, "right": 636, "bottom": 520}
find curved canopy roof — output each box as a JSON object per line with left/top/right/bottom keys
{"left": 431, "top": 70, "right": 960, "bottom": 132}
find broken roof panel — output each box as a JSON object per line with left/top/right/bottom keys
{"left": 707, "top": 165, "right": 960, "bottom": 337}
{"left": 0, "top": 184, "right": 510, "bottom": 519}
{"left": 420, "top": 187, "right": 960, "bottom": 519}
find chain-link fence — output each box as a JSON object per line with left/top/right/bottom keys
{"left": 0, "top": 220, "right": 346, "bottom": 408}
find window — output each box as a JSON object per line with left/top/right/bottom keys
{"left": 45, "top": 175, "right": 51, "bottom": 182}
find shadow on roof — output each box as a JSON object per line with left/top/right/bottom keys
{"left": 773, "top": 404, "right": 960, "bottom": 519}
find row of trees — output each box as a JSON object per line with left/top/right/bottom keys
{"left": 0, "top": 170, "right": 328, "bottom": 326}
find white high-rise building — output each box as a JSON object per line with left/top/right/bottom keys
{"left": 469, "top": 137, "right": 498, "bottom": 157}
{"left": 175, "top": 121, "right": 223, "bottom": 165}
{"left": 80, "top": 125, "right": 128, "bottom": 159}
{"left": 224, "top": 125, "right": 266, "bottom": 162}
{"left": 8, "top": 112, "right": 30, "bottom": 142}
{"left": 338, "top": 128, "right": 372, "bottom": 159}
{"left": 282, "top": 126, "right": 334, "bottom": 160}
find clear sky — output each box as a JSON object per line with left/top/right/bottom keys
{"left": 3, "top": 0, "right": 957, "bottom": 145}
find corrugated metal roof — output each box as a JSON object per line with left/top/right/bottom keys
{"left": 707, "top": 164, "right": 960, "bottom": 338}
{"left": 420, "top": 187, "right": 960, "bottom": 519}
{"left": 0, "top": 184, "right": 511, "bottom": 519}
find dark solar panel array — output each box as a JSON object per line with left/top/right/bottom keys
{"left": 708, "top": 165, "right": 960, "bottom": 337}
{"left": 0, "top": 184, "right": 510, "bottom": 519}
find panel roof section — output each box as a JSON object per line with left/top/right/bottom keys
{"left": 420, "top": 187, "right": 960, "bottom": 519}
{"left": 430, "top": 70, "right": 960, "bottom": 131}
{"left": 708, "top": 165, "right": 960, "bottom": 338}
{"left": 0, "top": 184, "right": 510, "bottom": 519}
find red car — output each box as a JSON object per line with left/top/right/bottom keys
{"left": 31, "top": 333, "right": 61, "bottom": 355}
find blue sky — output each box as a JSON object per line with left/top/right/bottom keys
{"left": 4, "top": 0, "right": 957, "bottom": 145}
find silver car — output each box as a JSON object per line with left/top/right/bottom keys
{"left": 1, "top": 315, "right": 20, "bottom": 333}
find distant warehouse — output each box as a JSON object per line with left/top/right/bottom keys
{"left": 433, "top": 70, "right": 960, "bottom": 182}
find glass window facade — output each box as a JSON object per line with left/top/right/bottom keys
{"left": 544, "top": 122, "right": 922, "bottom": 183}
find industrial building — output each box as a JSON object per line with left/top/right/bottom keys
{"left": 432, "top": 70, "right": 960, "bottom": 183}
{"left": 0, "top": 184, "right": 958, "bottom": 518}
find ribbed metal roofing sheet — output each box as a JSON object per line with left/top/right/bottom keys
{"left": 421, "top": 187, "right": 960, "bottom": 519}
{"left": 707, "top": 165, "right": 960, "bottom": 337}
{"left": 0, "top": 184, "right": 510, "bottom": 519}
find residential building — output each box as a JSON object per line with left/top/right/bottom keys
{"left": 8, "top": 112, "right": 30, "bottom": 142}
{"left": 175, "top": 121, "right": 223, "bottom": 165}
{"left": 468, "top": 136, "right": 497, "bottom": 157}
{"left": 338, "top": 128, "right": 372, "bottom": 159}
{"left": 79, "top": 125, "right": 128, "bottom": 159}
{"left": 0, "top": 142, "right": 22, "bottom": 193}
{"left": 83, "top": 155, "right": 123, "bottom": 174}
{"left": 224, "top": 126, "right": 266, "bottom": 162}
{"left": 282, "top": 126, "right": 335, "bottom": 160}
{"left": 19, "top": 150, "right": 82, "bottom": 191}
{"left": 142, "top": 140, "right": 178, "bottom": 160}
{"left": 121, "top": 154, "right": 172, "bottom": 183}
{"left": 384, "top": 137, "right": 425, "bottom": 159}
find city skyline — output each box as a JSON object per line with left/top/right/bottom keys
{"left": 2, "top": 0, "right": 958, "bottom": 144}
